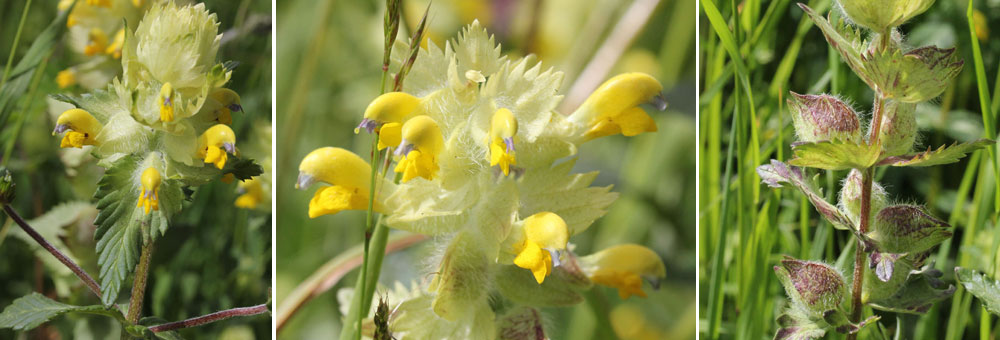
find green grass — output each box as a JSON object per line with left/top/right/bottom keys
{"left": 700, "top": 0, "right": 1000, "bottom": 339}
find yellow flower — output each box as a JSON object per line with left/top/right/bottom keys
{"left": 579, "top": 244, "right": 666, "bottom": 299}
{"left": 53, "top": 109, "right": 102, "bottom": 148}
{"left": 235, "top": 177, "right": 263, "bottom": 209}
{"left": 106, "top": 28, "right": 125, "bottom": 59}
{"left": 56, "top": 69, "right": 77, "bottom": 89}
{"left": 356, "top": 92, "right": 421, "bottom": 150}
{"left": 86, "top": 0, "right": 111, "bottom": 7}
{"left": 132, "top": 0, "right": 144, "bottom": 7}
{"left": 136, "top": 167, "right": 161, "bottom": 214}
{"left": 513, "top": 212, "right": 569, "bottom": 284}
{"left": 297, "top": 147, "right": 381, "bottom": 218}
{"left": 488, "top": 108, "right": 518, "bottom": 176}
{"left": 571, "top": 73, "right": 664, "bottom": 141}
{"left": 393, "top": 115, "right": 443, "bottom": 182}
{"left": 197, "top": 124, "right": 237, "bottom": 169}
{"left": 84, "top": 28, "right": 109, "bottom": 56}
{"left": 210, "top": 88, "right": 243, "bottom": 125}
{"left": 159, "top": 82, "right": 175, "bottom": 122}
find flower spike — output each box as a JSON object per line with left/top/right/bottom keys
{"left": 137, "top": 167, "right": 161, "bottom": 214}
{"left": 159, "top": 82, "right": 176, "bottom": 122}
{"left": 197, "top": 124, "right": 237, "bottom": 169}
{"left": 579, "top": 244, "right": 666, "bottom": 299}
{"left": 394, "top": 115, "right": 443, "bottom": 182}
{"left": 488, "top": 108, "right": 518, "bottom": 176}
{"left": 571, "top": 73, "right": 663, "bottom": 141}
{"left": 297, "top": 147, "right": 381, "bottom": 218}
{"left": 513, "top": 212, "right": 570, "bottom": 284}
{"left": 53, "top": 109, "right": 102, "bottom": 148}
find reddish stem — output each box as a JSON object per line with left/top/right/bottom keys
{"left": 148, "top": 304, "right": 269, "bottom": 333}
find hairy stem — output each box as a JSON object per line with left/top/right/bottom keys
{"left": 1, "top": 204, "right": 101, "bottom": 297}
{"left": 126, "top": 240, "right": 154, "bottom": 328}
{"left": 148, "top": 304, "right": 269, "bottom": 333}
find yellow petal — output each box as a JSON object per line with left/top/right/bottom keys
{"left": 377, "top": 122, "right": 402, "bottom": 150}
{"left": 489, "top": 137, "right": 515, "bottom": 176}
{"left": 235, "top": 193, "right": 260, "bottom": 209}
{"left": 591, "top": 270, "right": 647, "bottom": 299}
{"left": 297, "top": 147, "right": 372, "bottom": 191}
{"left": 394, "top": 149, "right": 438, "bottom": 182}
{"left": 159, "top": 83, "right": 175, "bottom": 122}
{"left": 204, "top": 147, "right": 228, "bottom": 169}
{"left": 575, "top": 73, "right": 663, "bottom": 140}
{"left": 514, "top": 241, "right": 552, "bottom": 284}
{"left": 56, "top": 69, "right": 76, "bottom": 89}
{"left": 60, "top": 131, "right": 87, "bottom": 148}
{"left": 308, "top": 185, "right": 370, "bottom": 218}
{"left": 400, "top": 115, "right": 444, "bottom": 156}
{"left": 580, "top": 244, "right": 666, "bottom": 300}
{"left": 522, "top": 212, "right": 568, "bottom": 250}
{"left": 363, "top": 92, "right": 421, "bottom": 124}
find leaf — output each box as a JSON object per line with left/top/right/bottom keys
{"left": 878, "top": 139, "right": 992, "bottom": 167}
{"left": 774, "top": 313, "right": 826, "bottom": 340}
{"left": 797, "top": 4, "right": 871, "bottom": 87}
{"left": 222, "top": 156, "right": 264, "bottom": 181}
{"left": 518, "top": 159, "right": 618, "bottom": 236}
{"left": 757, "top": 160, "right": 854, "bottom": 231}
{"left": 11, "top": 202, "right": 97, "bottom": 296}
{"left": 788, "top": 140, "right": 881, "bottom": 170}
{"left": 863, "top": 46, "right": 964, "bottom": 103}
{"left": 955, "top": 267, "right": 1000, "bottom": 315}
{"left": 868, "top": 266, "right": 954, "bottom": 314}
{"left": 0, "top": 293, "right": 107, "bottom": 331}
{"left": 94, "top": 156, "right": 184, "bottom": 305}
{"left": 0, "top": 3, "right": 72, "bottom": 128}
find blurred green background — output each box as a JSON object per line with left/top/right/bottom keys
{"left": 0, "top": 0, "right": 272, "bottom": 339}
{"left": 700, "top": 0, "right": 1000, "bottom": 339}
{"left": 276, "top": 0, "right": 696, "bottom": 339}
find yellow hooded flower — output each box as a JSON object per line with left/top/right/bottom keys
{"left": 53, "top": 109, "right": 102, "bottom": 148}
{"left": 136, "top": 167, "right": 161, "bottom": 214}
{"left": 579, "top": 244, "right": 666, "bottom": 299}
{"left": 356, "top": 92, "right": 422, "bottom": 150}
{"left": 210, "top": 88, "right": 243, "bottom": 125}
{"left": 159, "top": 82, "right": 175, "bottom": 122}
{"left": 56, "top": 69, "right": 77, "bottom": 89}
{"left": 197, "top": 124, "right": 237, "bottom": 169}
{"left": 513, "top": 212, "right": 569, "bottom": 284}
{"left": 488, "top": 108, "right": 518, "bottom": 176}
{"left": 394, "top": 115, "right": 444, "bottom": 182}
{"left": 297, "top": 147, "right": 382, "bottom": 218}
{"left": 235, "top": 177, "right": 263, "bottom": 209}
{"left": 84, "top": 28, "right": 109, "bottom": 56}
{"left": 571, "top": 73, "right": 664, "bottom": 141}
{"left": 106, "top": 28, "right": 125, "bottom": 59}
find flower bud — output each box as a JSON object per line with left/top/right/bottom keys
{"left": 837, "top": 0, "right": 935, "bottom": 33}
{"left": 0, "top": 168, "right": 14, "bottom": 204}
{"left": 787, "top": 92, "right": 862, "bottom": 144}
{"left": 871, "top": 205, "right": 951, "bottom": 254}
{"left": 838, "top": 169, "right": 888, "bottom": 228}
{"left": 774, "top": 257, "right": 847, "bottom": 316}
{"left": 876, "top": 100, "right": 917, "bottom": 157}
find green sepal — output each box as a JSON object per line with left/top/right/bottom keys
{"left": 0, "top": 293, "right": 123, "bottom": 331}
{"left": 877, "top": 139, "right": 992, "bottom": 167}
{"left": 94, "top": 155, "right": 185, "bottom": 305}
{"left": 868, "top": 205, "right": 952, "bottom": 254}
{"left": 788, "top": 140, "right": 881, "bottom": 171}
{"left": 955, "top": 267, "right": 1000, "bottom": 315}
{"left": 868, "top": 265, "right": 955, "bottom": 314}
{"left": 496, "top": 306, "right": 546, "bottom": 340}
{"left": 774, "top": 312, "right": 826, "bottom": 340}
{"left": 494, "top": 264, "right": 588, "bottom": 307}
{"left": 864, "top": 46, "right": 963, "bottom": 103}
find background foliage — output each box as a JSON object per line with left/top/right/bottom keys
{"left": 700, "top": 0, "right": 1000, "bottom": 338}
{"left": 0, "top": 0, "right": 273, "bottom": 338}
{"left": 275, "top": 0, "right": 696, "bottom": 338}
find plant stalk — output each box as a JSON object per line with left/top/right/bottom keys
{"left": 147, "top": 303, "right": 269, "bottom": 333}
{"left": 0, "top": 0, "right": 32, "bottom": 90}
{"left": 2, "top": 204, "right": 101, "bottom": 297}
{"left": 126, "top": 240, "right": 154, "bottom": 327}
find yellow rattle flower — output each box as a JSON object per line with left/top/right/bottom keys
{"left": 488, "top": 108, "right": 518, "bottom": 176}
{"left": 235, "top": 177, "right": 263, "bottom": 209}
{"left": 197, "top": 124, "right": 237, "bottom": 169}
{"left": 53, "top": 108, "right": 102, "bottom": 148}
{"left": 356, "top": 92, "right": 422, "bottom": 150}
{"left": 296, "top": 147, "right": 382, "bottom": 218}
{"left": 136, "top": 167, "right": 161, "bottom": 214}
{"left": 393, "top": 115, "right": 443, "bottom": 182}
{"left": 513, "top": 212, "right": 569, "bottom": 284}
{"left": 84, "top": 28, "right": 109, "bottom": 56}
{"left": 106, "top": 28, "right": 126, "bottom": 59}
{"left": 56, "top": 69, "right": 77, "bottom": 89}
{"left": 159, "top": 82, "right": 175, "bottom": 122}
{"left": 210, "top": 88, "right": 243, "bottom": 125}
{"left": 572, "top": 73, "right": 664, "bottom": 141}
{"left": 579, "top": 244, "right": 666, "bottom": 299}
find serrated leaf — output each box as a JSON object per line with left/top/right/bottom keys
{"left": 518, "top": 159, "right": 618, "bottom": 236}
{"left": 222, "top": 156, "right": 264, "bottom": 181}
{"left": 869, "top": 266, "right": 954, "bottom": 314}
{"left": 878, "top": 139, "right": 992, "bottom": 167}
{"left": 0, "top": 293, "right": 106, "bottom": 331}
{"left": 956, "top": 267, "right": 1000, "bottom": 315}
{"left": 757, "top": 160, "right": 854, "bottom": 231}
{"left": 864, "top": 46, "right": 964, "bottom": 103}
{"left": 94, "top": 156, "right": 184, "bottom": 305}
{"left": 788, "top": 140, "right": 881, "bottom": 170}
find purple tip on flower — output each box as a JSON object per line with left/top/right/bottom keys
{"left": 357, "top": 118, "right": 379, "bottom": 134}
{"left": 546, "top": 248, "right": 562, "bottom": 267}
{"left": 650, "top": 93, "right": 667, "bottom": 111}
{"left": 53, "top": 124, "right": 70, "bottom": 134}
{"left": 503, "top": 137, "right": 516, "bottom": 153}
{"left": 164, "top": 97, "right": 172, "bottom": 106}
{"left": 394, "top": 142, "right": 414, "bottom": 157}
{"left": 296, "top": 173, "right": 316, "bottom": 190}
{"left": 228, "top": 103, "right": 243, "bottom": 112}
{"left": 644, "top": 276, "right": 662, "bottom": 290}
{"left": 223, "top": 142, "right": 237, "bottom": 154}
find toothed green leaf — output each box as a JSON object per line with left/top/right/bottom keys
{"left": 878, "top": 139, "right": 992, "bottom": 167}
{"left": 788, "top": 140, "right": 881, "bottom": 170}
{"left": 956, "top": 267, "right": 1000, "bottom": 315}
{"left": 0, "top": 293, "right": 109, "bottom": 331}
